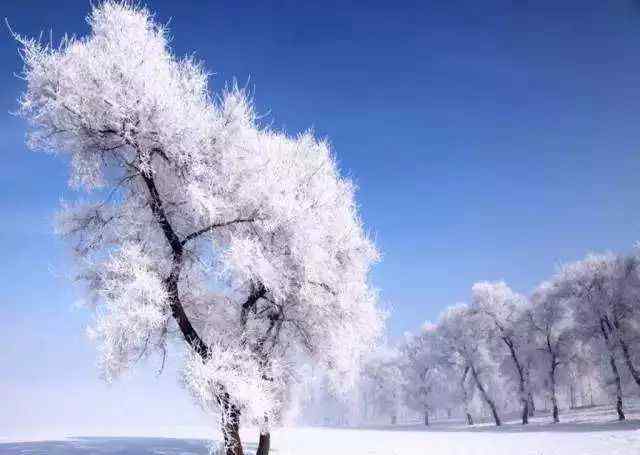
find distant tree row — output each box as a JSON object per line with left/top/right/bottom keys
{"left": 360, "top": 252, "right": 640, "bottom": 427}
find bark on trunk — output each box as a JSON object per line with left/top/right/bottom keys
{"left": 466, "top": 412, "right": 474, "bottom": 425}
{"left": 424, "top": 411, "right": 429, "bottom": 426}
{"left": 469, "top": 364, "right": 501, "bottom": 426}
{"left": 256, "top": 432, "right": 270, "bottom": 455}
{"left": 221, "top": 404, "right": 243, "bottom": 455}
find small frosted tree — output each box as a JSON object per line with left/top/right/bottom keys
{"left": 471, "top": 281, "right": 533, "bottom": 424}
{"left": 16, "top": 3, "right": 382, "bottom": 454}
{"left": 361, "top": 349, "right": 404, "bottom": 425}
{"left": 400, "top": 326, "right": 448, "bottom": 426}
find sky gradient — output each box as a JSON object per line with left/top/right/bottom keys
{"left": 2, "top": 0, "right": 640, "bottom": 438}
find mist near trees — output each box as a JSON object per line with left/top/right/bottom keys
{"left": 342, "top": 252, "right": 640, "bottom": 429}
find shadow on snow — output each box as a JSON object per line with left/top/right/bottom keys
{"left": 0, "top": 437, "right": 261, "bottom": 455}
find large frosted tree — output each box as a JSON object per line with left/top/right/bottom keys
{"left": 16, "top": 3, "right": 382, "bottom": 454}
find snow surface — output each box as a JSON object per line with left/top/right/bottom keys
{"left": 2, "top": 405, "right": 640, "bottom": 454}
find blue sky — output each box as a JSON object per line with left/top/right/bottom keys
{"left": 2, "top": 0, "right": 640, "bottom": 436}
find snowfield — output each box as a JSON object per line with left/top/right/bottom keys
{"left": 2, "top": 405, "right": 640, "bottom": 455}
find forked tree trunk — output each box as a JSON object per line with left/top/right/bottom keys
{"left": 469, "top": 364, "right": 501, "bottom": 426}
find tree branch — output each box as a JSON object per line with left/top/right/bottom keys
{"left": 141, "top": 171, "right": 209, "bottom": 360}
{"left": 240, "top": 283, "right": 267, "bottom": 327}
{"left": 181, "top": 216, "right": 256, "bottom": 246}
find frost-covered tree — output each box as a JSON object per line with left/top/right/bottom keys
{"left": 16, "top": 3, "right": 382, "bottom": 454}
{"left": 438, "top": 304, "right": 502, "bottom": 426}
{"left": 614, "top": 254, "right": 640, "bottom": 389}
{"left": 471, "top": 281, "right": 533, "bottom": 424}
{"left": 454, "top": 355, "right": 477, "bottom": 425}
{"left": 361, "top": 349, "right": 404, "bottom": 425}
{"left": 528, "top": 281, "right": 575, "bottom": 423}
{"left": 554, "top": 253, "right": 638, "bottom": 421}
{"left": 400, "top": 326, "right": 448, "bottom": 426}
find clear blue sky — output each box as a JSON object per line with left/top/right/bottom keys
{"left": 2, "top": 0, "right": 640, "bottom": 437}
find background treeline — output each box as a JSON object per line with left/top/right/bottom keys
{"left": 301, "top": 251, "right": 640, "bottom": 427}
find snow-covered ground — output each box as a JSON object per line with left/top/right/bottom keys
{"left": 2, "top": 405, "right": 640, "bottom": 454}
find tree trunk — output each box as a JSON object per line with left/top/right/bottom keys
{"left": 460, "top": 366, "right": 474, "bottom": 425}
{"left": 569, "top": 383, "right": 576, "bottom": 409}
{"left": 503, "top": 337, "right": 528, "bottom": 424}
{"left": 424, "top": 410, "right": 429, "bottom": 426}
{"left": 521, "top": 399, "right": 529, "bottom": 425}
{"left": 608, "top": 354, "right": 626, "bottom": 421}
{"left": 221, "top": 403, "right": 243, "bottom": 455}
{"left": 256, "top": 432, "right": 270, "bottom": 455}
{"left": 550, "top": 395, "right": 559, "bottom": 424}
{"left": 142, "top": 173, "right": 246, "bottom": 454}
{"left": 549, "top": 359, "right": 559, "bottom": 423}
{"left": 620, "top": 337, "right": 640, "bottom": 390}
{"left": 466, "top": 412, "right": 474, "bottom": 425}
{"left": 544, "top": 334, "right": 560, "bottom": 424}
{"left": 469, "top": 364, "right": 501, "bottom": 426}
{"left": 527, "top": 392, "right": 535, "bottom": 417}
{"left": 600, "top": 318, "right": 626, "bottom": 421}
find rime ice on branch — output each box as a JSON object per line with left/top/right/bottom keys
{"left": 17, "top": 2, "right": 382, "bottom": 454}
